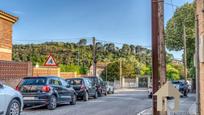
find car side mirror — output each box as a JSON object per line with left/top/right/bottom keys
{"left": 66, "top": 84, "right": 71, "bottom": 88}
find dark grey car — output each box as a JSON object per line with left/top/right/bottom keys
{"left": 16, "top": 76, "right": 77, "bottom": 110}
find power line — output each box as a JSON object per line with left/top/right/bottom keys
{"left": 164, "top": 2, "right": 178, "bottom": 8}
{"left": 13, "top": 37, "right": 93, "bottom": 43}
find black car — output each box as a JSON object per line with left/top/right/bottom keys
{"left": 16, "top": 76, "right": 77, "bottom": 110}
{"left": 84, "top": 76, "right": 107, "bottom": 97}
{"left": 66, "top": 78, "right": 98, "bottom": 101}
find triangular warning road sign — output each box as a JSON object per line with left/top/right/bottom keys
{"left": 44, "top": 54, "right": 58, "bottom": 66}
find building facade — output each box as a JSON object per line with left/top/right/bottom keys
{"left": 196, "top": 1, "right": 204, "bottom": 114}
{"left": 0, "top": 10, "right": 18, "bottom": 61}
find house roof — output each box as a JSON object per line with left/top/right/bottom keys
{"left": 0, "top": 10, "right": 18, "bottom": 23}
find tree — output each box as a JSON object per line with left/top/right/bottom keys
{"left": 104, "top": 43, "right": 115, "bottom": 52}
{"left": 101, "top": 62, "right": 120, "bottom": 81}
{"left": 165, "top": 3, "right": 195, "bottom": 78}
{"left": 78, "top": 39, "right": 87, "bottom": 46}
{"left": 130, "top": 45, "right": 135, "bottom": 54}
{"left": 166, "top": 64, "right": 180, "bottom": 80}
{"left": 13, "top": 41, "right": 153, "bottom": 78}
{"left": 121, "top": 44, "right": 130, "bottom": 55}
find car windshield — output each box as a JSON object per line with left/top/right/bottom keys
{"left": 69, "top": 79, "right": 82, "bottom": 85}
{"left": 86, "top": 77, "right": 97, "bottom": 83}
{"left": 22, "top": 78, "right": 47, "bottom": 85}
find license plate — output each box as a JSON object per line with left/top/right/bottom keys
{"left": 23, "top": 97, "right": 35, "bottom": 100}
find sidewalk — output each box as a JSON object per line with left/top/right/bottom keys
{"left": 137, "top": 93, "right": 196, "bottom": 115}
{"left": 115, "top": 88, "right": 148, "bottom": 93}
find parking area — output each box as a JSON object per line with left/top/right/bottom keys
{"left": 22, "top": 89, "right": 152, "bottom": 115}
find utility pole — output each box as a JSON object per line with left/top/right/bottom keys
{"left": 183, "top": 25, "right": 188, "bottom": 80}
{"left": 152, "top": 0, "right": 159, "bottom": 115}
{"left": 196, "top": 0, "right": 204, "bottom": 114}
{"left": 77, "top": 51, "right": 80, "bottom": 66}
{"left": 106, "top": 62, "right": 108, "bottom": 82}
{"left": 158, "top": 0, "right": 167, "bottom": 114}
{"left": 195, "top": 14, "right": 201, "bottom": 115}
{"left": 92, "top": 37, "right": 97, "bottom": 76}
{"left": 158, "top": 0, "right": 166, "bottom": 85}
{"left": 120, "top": 59, "right": 122, "bottom": 88}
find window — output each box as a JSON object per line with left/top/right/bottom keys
{"left": 61, "top": 79, "right": 68, "bottom": 87}
{"left": 70, "top": 79, "right": 82, "bottom": 85}
{"left": 84, "top": 79, "right": 90, "bottom": 86}
{"left": 22, "top": 78, "right": 47, "bottom": 85}
{"left": 49, "top": 78, "right": 61, "bottom": 86}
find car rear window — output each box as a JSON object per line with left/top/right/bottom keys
{"left": 69, "top": 79, "right": 82, "bottom": 85}
{"left": 21, "top": 78, "right": 47, "bottom": 85}
{"left": 172, "top": 81, "right": 180, "bottom": 84}
{"left": 86, "top": 77, "right": 96, "bottom": 82}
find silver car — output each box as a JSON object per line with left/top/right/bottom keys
{"left": 0, "top": 82, "right": 23, "bottom": 115}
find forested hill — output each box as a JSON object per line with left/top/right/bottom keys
{"left": 13, "top": 39, "right": 181, "bottom": 80}
{"left": 12, "top": 39, "right": 152, "bottom": 71}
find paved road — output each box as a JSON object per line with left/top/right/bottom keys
{"left": 138, "top": 93, "right": 196, "bottom": 115}
{"left": 22, "top": 89, "right": 152, "bottom": 115}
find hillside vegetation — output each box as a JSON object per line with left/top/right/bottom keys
{"left": 12, "top": 39, "right": 183, "bottom": 81}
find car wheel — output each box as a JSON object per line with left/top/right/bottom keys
{"left": 70, "top": 94, "right": 76, "bottom": 105}
{"left": 83, "top": 91, "right": 89, "bottom": 101}
{"left": 47, "top": 95, "right": 57, "bottom": 110}
{"left": 184, "top": 90, "right": 188, "bottom": 97}
{"left": 98, "top": 90, "right": 102, "bottom": 97}
{"left": 108, "top": 89, "right": 111, "bottom": 94}
{"left": 112, "top": 89, "right": 114, "bottom": 94}
{"left": 94, "top": 91, "right": 98, "bottom": 99}
{"left": 104, "top": 90, "right": 107, "bottom": 96}
{"left": 6, "top": 99, "right": 21, "bottom": 115}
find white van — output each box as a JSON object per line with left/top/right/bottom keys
{"left": 0, "top": 82, "right": 23, "bottom": 115}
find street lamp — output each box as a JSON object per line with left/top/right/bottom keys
{"left": 35, "top": 63, "right": 39, "bottom": 76}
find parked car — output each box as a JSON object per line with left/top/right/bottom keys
{"left": 172, "top": 80, "right": 181, "bottom": 90}
{"left": 148, "top": 86, "right": 153, "bottom": 98}
{"left": 85, "top": 76, "right": 107, "bottom": 97}
{"left": 0, "top": 81, "right": 23, "bottom": 115}
{"left": 16, "top": 76, "right": 76, "bottom": 110}
{"left": 65, "top": 78, "right": 98, "bottom": 101}
{"left": 106, "top": 82, "right": 114, "bottom": 94}
{"left": 179, "top": 82, "right": 189, "bottom": 96}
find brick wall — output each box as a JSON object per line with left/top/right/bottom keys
{"left": 33, "top": 67, "right": 60, "bottom": 77}
{"left": 60, "top": 72, "right": 77, "bottom": 79}
{"left": 60, "top": 72, "right": 87, "bottom": 79}
{"left": 0, "top": 60, "right": 32, "bottom": 88}
{"left": 0, "top": 14, "right": 13, "bottom": 61}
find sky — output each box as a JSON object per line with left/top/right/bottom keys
{"left": 0, "top": 0, "right": 193, "bottom": 59}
